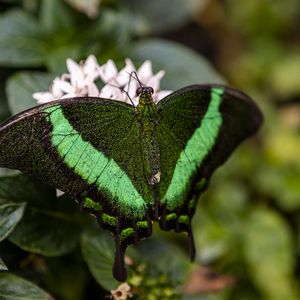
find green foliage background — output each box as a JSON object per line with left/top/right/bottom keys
{"left": 0, "top": 0, "right": 299, "bottom": 299}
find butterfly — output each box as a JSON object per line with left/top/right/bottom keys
{"left": 0, "top": 83, "right": 263, "bottom": 281}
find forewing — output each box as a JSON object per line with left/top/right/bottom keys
{"left": 0, "top": 97, "right": 154, "bottom": 280}
{"left": 156, "top": 85, "right": 263, "bottom": 240}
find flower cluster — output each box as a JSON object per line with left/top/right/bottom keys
{"left": 33, "top": 55, "right": 172, "bottom": 107}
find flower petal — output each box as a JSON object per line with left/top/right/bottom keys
{"left": 61, "top": 93, "right": 77, "bottom": 99}
{"left": 51, "top": 77, "right": 65, "bottom": 99}
{"left": 137, "top": 60, "right": 153, "bottom": 82}
{"left": 99, "top": 59, "right": 118, "bottom": 82}
{"left": 154, "top": 90, "right": 172, "bottom": 102}
{"left": 125, "top": 80, "right": 138, "bottom": 101}
{"left": 100, "top": 84, "right": 122, "bottom": 100}
{"left": 145, "top": 70, "right": 165, "bottom": 91}
{"left": 111, "top": 283, "right": 133, "bottom": 300}
{"left": 53, "top": 78, "right": 75, "bottom": 94}
{"left": 116, "top": 58, "right": 136, "bottom": 86}
{"left": 84, "top": 55, "right": 100, "bottom": 81}
{"left": 88, "top": 82, "right": 100, "bottom": 97}
{"left": 32, "top": 92, "right": 54, "bottom": 104}
{"left": 67, "top": 58, "right": 84, "bottom": 87}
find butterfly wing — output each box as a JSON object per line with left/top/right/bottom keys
{"left": 0, "top": 97, "right": 154, "bottom": 280}
{"left": 156, "top": 85, "right": 263, "bottom": 257}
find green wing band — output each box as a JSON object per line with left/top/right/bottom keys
{"left": 44, "top": 105, "right": 147, "bottom": 219}
{"left": 162, "top": 87, "right": 223, "bottom": 210}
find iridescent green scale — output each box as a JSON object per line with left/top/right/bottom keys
{"left": 0, "top": 84, "right": 263, "bottom": 281}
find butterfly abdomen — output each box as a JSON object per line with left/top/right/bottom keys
{"left": 136, "top": 92, "right": 161, "bottom": 187}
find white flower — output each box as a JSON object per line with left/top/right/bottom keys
{"left": 111, "top": 283, "right": 133, "bottom": 300}
{"left": 33, "top": 55, "right": 100, "bottom": 104}
{"left": 33, "top": 56, "right": 171, "bottom": 106}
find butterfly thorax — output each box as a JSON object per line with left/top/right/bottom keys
{"left": 136, "top": 89, "right": 157, "bottom": 131}
{"left": 136, "top": 87, "right": 161, "bottom": 189}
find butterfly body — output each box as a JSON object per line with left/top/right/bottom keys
{"left": 0, "top": 84, "right": 263, "bottom": 281}
{"left": 136, "top": 87, "right": 160, "bottom": 188}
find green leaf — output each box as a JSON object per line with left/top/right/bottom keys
{"left": 228, "top": 0, "right": 299, "bottom": 37}
{"left": 6, "top": 72, "right": 53, "bottom": 115}
{"left": 0, "top": 10, "right": 38, "bottom": 39}
{"left": 183, "top": 295, "right": 223, "bottom": 300}
{"left": 42, "top": 256, "right": 89, "bottom": 300}
{"left": 46, "top": 45, "right": 81, "bottom": 73}
{"left": 123, "top": 0, "right": 192, "bottom": 35}
{"left": 0, "top": 175, "right": 86, "bottom": 256}
{"left": 270, "top": 53, "right": 300, "bottom": 98}
{"left": 257, "top": 165, "right": 300, "bottom": 211}
{"left": 0, "top": 257, "right": 8, "bottom": 271}
{"left": 0, "top": 169, "right": 20, "bottom": 179}
{"left": 192, "top": 205, "right": 232, "bottom": 263}
{"left": 131, "top": 39, "right": 225, "bottom": 90}
{"left": 255, "top": 126, "right": 300, "bottom": 211}
{"left": 81, "top": 230, "right": 119, "bottom": 290}
{"left": 0, "top": 202, "right": 26, "bottom": 242}
{"left": 0, "top": 10, "right": 45, "bottom": 67}
{"left": 8, "top": 205, "right": 83, "bottom": 257}
{"left": 40, "top": 0, "right": 75, "bottom": 35}
{"left": 0, "top": 69, "right": 11, "bottom": 122}
{"left": 243, "top": 208, "right": 300, "bottom": 300}
{"left": 0, "top": 96, "right": 9, "bottom": 122}
{"left": 136, "top": 233, "right": 191, "bottom": 282}
{"left": 0, "top": 272, "right": 52, "bottom": 300}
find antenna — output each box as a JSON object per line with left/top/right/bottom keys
{"left": 101, "top": 79, "right": 135, "bottom": 106}
{"left": 125, "top": 71, "right": 145, "bottom": 87}
{"left": 131, "top": 71, "right": 143, "bottom": 87}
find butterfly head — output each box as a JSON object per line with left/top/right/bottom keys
{"left": 136, "top": 86, "right": 154, "bottom": 106}
{"left": 136, "top": 86, "right": 154, "bottom": 97}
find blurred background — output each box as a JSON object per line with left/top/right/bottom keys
{"left": 0, "top": 0, "right": 300, "bottom": 299}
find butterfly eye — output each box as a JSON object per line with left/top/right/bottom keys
{"left": 136, "top": 87, "right": 142, "bottom": 96}
{"left": 149, "top": 87, "right": 154, "bottom": 94}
